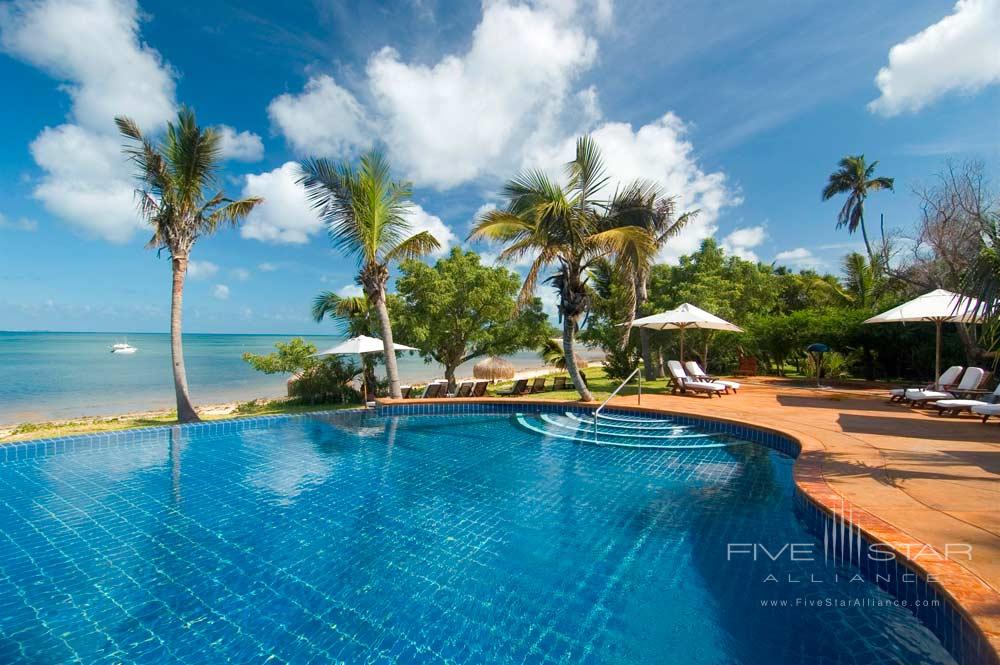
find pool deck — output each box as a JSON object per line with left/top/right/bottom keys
{"left": 382, "top": 380, "right": 1000, "bottom": 659}
{"left": 604, "top": 381, "right": 1000, "bottom": 658}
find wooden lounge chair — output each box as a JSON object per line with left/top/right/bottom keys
{"left": 666, "top": 361, "right": 726, "bottom": 397}
{"left": 530, "top": 377, "right": 547, "bottom": 393}
{"left": 498, "top": 378, "right": 529, "bottom": 396}
{"left": 399, "top": 385, "right": 412, "bottom": 399}
{"left": 419, "top": 383, "right": 442, "bottom": 399}
{"left": 550, "top": 376, "right": 567, "bottom": 391}
{"left": 471, "top": 380, "right": 488, "bottom": 397}
{"left": 453, "top": 381, "right": 474, "bottom": 398}
{"left": 890, "top": 365, "right": 963, "bottom": 403}
{"left": 684, "top": 361, "right": 739, "bottom": 394}
{"left": 734, "top": 356, "right": 758, "bottom": 377}
{"left": 972, "top": 403, "right": 1000, "bottom": 422}
{"left": 905, "top": 367, "right": 988, "bottom": 407}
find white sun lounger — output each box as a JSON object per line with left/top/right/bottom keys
{"left": 971, "top": 403, "right": 1000, "bottom": 423}
{"left": 889, "top": 365, "right": 963, "bottom": 402}
{"left": 932, "top": 383, "right": 1000, "bottom": 416}
{"left": 904, "top": 367, "right": 987, "bottom": 406}
{"left": 684, "top": 361, "right": 740, "bottom": 394}
{"left": 667, "top": 361, "right": 726, "bottom": 397}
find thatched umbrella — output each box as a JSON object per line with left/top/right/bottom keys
{"left": 474, "top": 356, "right": 515, "bottom": 382}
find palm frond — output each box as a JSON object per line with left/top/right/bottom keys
{"left": 383, "top": 231, "right": 440, "bottom": 263}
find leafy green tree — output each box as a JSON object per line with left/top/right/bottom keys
{"left": 391, "top": 248, "right": 550, "bottom": 390}
{"left": 242, "top": 338, "right": 363, "bottom": 404}
{"left": 242, "top": 338, "right": 319, "bottom": 374}
{"left": 822, "top": 154, "right": 894, "bottom": 267}
{"left": 299, "top": 150, "right": 439, "bottom": 398}
{"left": 117, "top": 108, "right": 263, "bottom": 422}
{"left": 470, "top": 136, "right": 653, "bottom": 401}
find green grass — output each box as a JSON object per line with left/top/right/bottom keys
{"left": 486, "top": 367, "right": 670, "bottom": 402}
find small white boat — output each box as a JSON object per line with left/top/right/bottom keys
{"left": 111, "top": 341, "right": 137, "bottom": 354}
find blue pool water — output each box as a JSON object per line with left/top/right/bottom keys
{"left": 0, "top": 410, "right": 955, "bottom": 664}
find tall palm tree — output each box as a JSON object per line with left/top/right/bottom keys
{"left": 299, "top": 150, "right": 439, "bottom": 399}
{"left": 821, "top": 155, "right": 894, "bottom": 268}
{"left": 312, "top": 290, "right": 379, "bottom": 396}
{"left": 116, "top": 108, "right": 263, "bottom": 422}
{"left": 470, "top": 136, "right": 653, "bottom": 401}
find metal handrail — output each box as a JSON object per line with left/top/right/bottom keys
{"left": 593, "top": 367, "right": 642, "bottom": 437}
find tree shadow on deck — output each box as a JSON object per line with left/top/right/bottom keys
{"left": 813, "top": 447, "right": 1000, "bottom": 486}
{"left": 835, "top": 412, "right": 1000, "bottom": 443}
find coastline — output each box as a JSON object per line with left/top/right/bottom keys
{"left": 0, "top": 363, "right": 587, "bottom": 442}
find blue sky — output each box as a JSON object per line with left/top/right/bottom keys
{"left": 1, "top": 0, "right": 998, "bottom": 333}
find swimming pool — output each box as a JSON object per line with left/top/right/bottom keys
{"left": 0, "top": 407, "right": 958, "bottom": 664}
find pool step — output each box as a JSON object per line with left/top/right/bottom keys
{"left": 515, "top": 413, "right": 745, "bottom": 450}
{"left": 539, "top": 414, "right": 716, "bottom": 440}
{"left": 563, "top": 412, "right": 691, "bottom": 432}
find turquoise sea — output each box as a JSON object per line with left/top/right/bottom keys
{"left": 0, "top": 332, "right": 590, "bottom": 424}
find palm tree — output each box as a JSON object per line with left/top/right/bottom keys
{"left": 470, "top": 136, "right": 653, "bottom": 401}
{"left": 299, "top": 150, "right": 439, "bottom": 399}
{"left": 312, "top": 290, "right": 379, "bottom": 396}
{"left": 116, "top": 108, "right": 263, "bottom": 422}
{"left": 629, "top": 196, "right": 696, "bottom": 379}
{"left": 821, "top": 155, "right": 894, "bottom": 268}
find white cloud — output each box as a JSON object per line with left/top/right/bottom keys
{"left": 774, "top": 247, "right": 821, "bottom": 268}
{"left": 231, "top": 267, "right": 251, "bottom": 281}
{"left": 216, "top": 125, "right": 264, "bottom": 162}
{"left": 257, "top": 262, "right": 278, "bottom": 272}
{"left": 406, "top": 204, "right": 457, "bottom": 257}
{"left": 721, "top": 225, "right": 766, "bottom": 262}
{"left": 28, "top": 124, "right": 142, "bottom": 243}
{"left": 0, "top": 213, "right": 38, "bottom": 231}
{"left": 0, "top": 0, "right": 176, "bottom": 243}
{"left": 187, "top": 260, "right": 219, "bottom": 280}
{"left": 212, "top": 284, "right": 230, "bottom": 300}
{"left": 868, "top": 0, "right": 1000, "bottom": 116}
{"left": 367, "top": 2, "right": 596, "bottom": 188}
{"left": 267, "top": 75, "right": 372, "bottom": 156}
{"left": 524, "top": 113, "right": 735, "bottom": 263}
{"left": 336, "top": 283, "right": 363, "bottom": 298}
{"left": 240, "top": 161, "right": 323, "bottom": 244}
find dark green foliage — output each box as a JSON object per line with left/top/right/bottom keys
{"left": 243, "top": 338, "right": 362, "bottom": 404}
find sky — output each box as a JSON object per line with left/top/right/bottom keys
{"left": 0, "top": 0, "right": 998, "bottom": 334}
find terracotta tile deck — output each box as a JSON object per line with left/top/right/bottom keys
{"left": 602, "top": 381, "right": 1000, "bottom": 659}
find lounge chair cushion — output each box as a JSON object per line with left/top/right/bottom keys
{"left": 683, "top": 379, "right": 727, "bottom": 393}
{"left": 972, "top": 404, "right": 1000, "bottom": 416}
{"left": 905, "top": 389, "right": 952, "bottom": 401}
{"left": 933, "top": 398, "right": 990, "bottom": 409}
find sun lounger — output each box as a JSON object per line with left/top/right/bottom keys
{"left": 471, "top": 380, "right": 488, "bottom": 397}
{"left": 498, "top": 378, "right": 529, "bottom": 396}
{"left": 972, "top": 403, "right": 1000, "bottom": 422}
{"left": 933, "top": 383, "right": 1000, "bottom": 416}
{"left": 550, "top": 376, "right": 567, "bottom": 391}
{"left": 684, "top": 361, "right": 740, "bottom": 394}
{"left": 890, "top": 365, "right": 963, "bottom": 402}
{"left": 399, "top": 385, "right": 412, "bottom": 399}
{"left": 666, "top": 361, "right": 726, "bottom": 397}
{"left": 904, "top": 367, "right": 987, "bottom": 407}
{"left": 530, "top": 377, "right": 547, "bottom": 393}
{"left": 418, "top": 383, "right": 442, "bottom": 399}
{"left": 453, "top": 381, "right": 474, "bottom": 398}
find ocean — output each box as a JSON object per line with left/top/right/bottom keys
{"left": 0, "top": 332, "right": 600, "bottom": 425}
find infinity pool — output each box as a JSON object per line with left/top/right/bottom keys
{"left": 0, "top": 410, "right": 955, "bottom": 663}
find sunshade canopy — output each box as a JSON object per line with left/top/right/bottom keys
{"left": 628, "top": 303, "right": 744, "bottom": 332}
{"left": 313, "top": 335, "right": 417, "bottom": 357}
{"left": 864, "top": 289, "right": 988, "bottom": 388}
{"left": 863, "top": 289, "right": 986, "bottom": 325}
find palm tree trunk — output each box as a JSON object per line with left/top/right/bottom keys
{"left": 563, "top": 316, "right": 593, "bottom": 401}
{"left": 372, "top": 283, "right": 403, "bottom": 399}
{"left": 170, "top": 256, "right": 199, "bottom": 423}
{"left": 859, "top": 215, "right": 876, "bottom": 268}
{"left": 635, "top": 274, "right": 658, "bottom": 381}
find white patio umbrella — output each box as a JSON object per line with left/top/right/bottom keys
{"left": 313, "top": 335, "right": 418, "bottom": 404}
{"left": 626, "top": 303, "right": 744, "bottom": 362}
{"left": 863, "top": 289, "right": 987, "bottom": 387}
